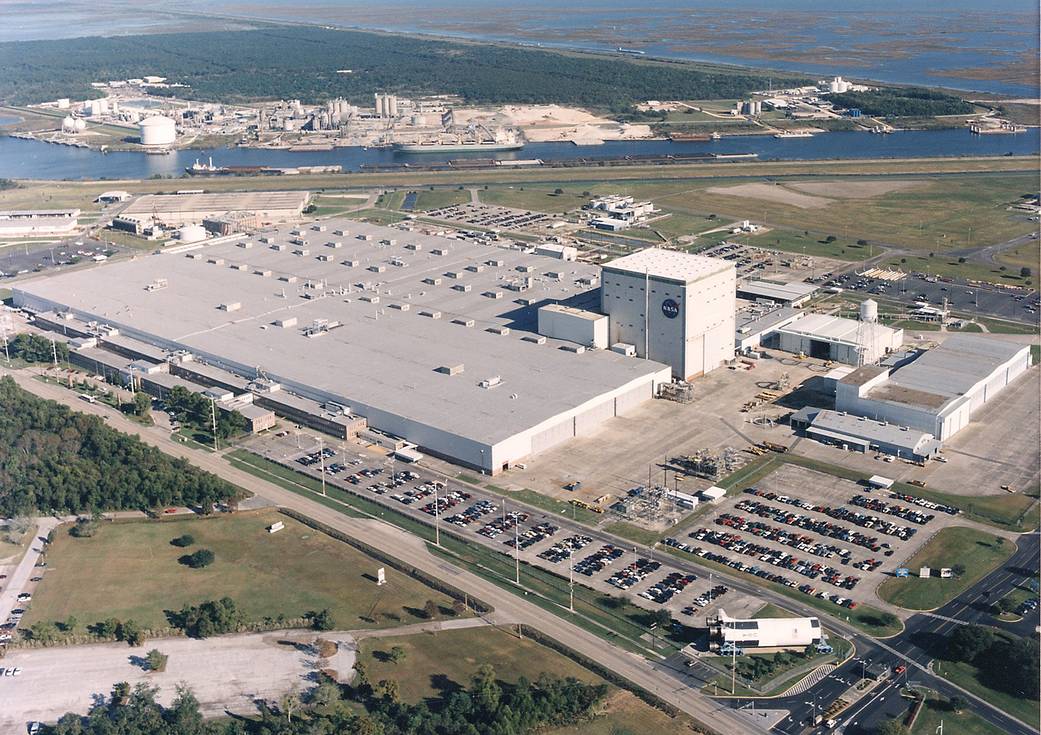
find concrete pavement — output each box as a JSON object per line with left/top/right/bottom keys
{"left": 0, "top": 518, "right": 60, "bottom": 628}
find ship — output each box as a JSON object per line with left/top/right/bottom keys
{"left": 617, "top": 47, "right": 646, "bottom": 55}
{"left": 393, "top": 132, "right": 523, "bottom": 154}
{"left": 773, "top": 131, "right": 814, "bottom": 139}
{"left": 185, "top": 157, "right": 281, "bottom": 176}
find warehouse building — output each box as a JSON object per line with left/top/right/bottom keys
{"left": 708, "top": 609, "right": 822, "bottom": 651}
{"left": 791, "top": 407, "right": 942, "bottom": 461}
{"left": 15, "top": 219, "right": 672, "bottom": 474}
{"left": 776, "top": 312, "right": 902, "bottom": 365}
{"left": 835, "top": 334, "right": 1032, "bottom": 441}
{"left": 737, "top": 278, "right": 817, "bottom": 307}
{"left": 119, "top": 191, "right": 309, "bottom": 227}
{"left": 0, "top": 209, "right": 80, "bottom": 237}
{"left": 600, "top": 248, "right": 736, "bottom": 379}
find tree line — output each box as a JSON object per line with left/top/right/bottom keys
{"left": 45, "top": 662, "right": 609, "bottom": 735}
{"left": 0, "top": 26, "right": 800, "bottom": 108}
{"left": 162, "top": 385, "right": 249, "bottom": 441}
{"left": 829, "top": 87, "right": 973, "bottom": 117}
{"left": 0, "top": 377, "right": 234, "bottom": 515}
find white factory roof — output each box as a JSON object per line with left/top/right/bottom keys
{"left": 122, "top": 191, "right": 309, "bottom": 217}
{"left": 601, "top": 248, "right": 733, "bottom": 285}
{"left": 14, "top": 219, "right": 669, "bottom": 448}
{"left": 737, "top": 278, "right": 817, "bottom": 304}
{"left": 807, "top": 409, "right": 941, "bottom": 455}
{"left": 866, "top": 335, "right": 1030, "bottom": 411}
{"left": 539, "top": 304, "right": 605, "bottom": 322}
{"left": 777, "top": 312, "right": 896, "bottom": 347}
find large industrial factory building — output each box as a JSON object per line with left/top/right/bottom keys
{"left": 600, "top": 249, "right": 736, "bottom": 380}
{"left": 11, "top": 220, "right": 736, "bottom": 474}
{"left": 119, "top": 191, "right": 310, "bottom": 228}
{"left": 835, "top": 334, "right": 1032, "bottom": 441}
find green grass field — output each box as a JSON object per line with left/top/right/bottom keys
{"left": 878, "top": 527, "right": 1015, "bottom": 610}
{"left": 934, "top": 653, "right": 1040, "bottom": 727}
{"left": 410, "top": 188, "right": 472, "bottom": 210}
{"left": 478, "top": 186, "right": 584, "bottom": 213}
{"left": 24, "top": 510, "right": 460, "bottom": 632}
{"left": 358, "top": 626, "right": 695, "bottom": 735}
{"left": 910, "top": 694, "right": 1003, "bottom": 735}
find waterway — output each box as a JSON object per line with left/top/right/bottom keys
{"left": 0, "top": 128, "right": 1037, "bottom": 181}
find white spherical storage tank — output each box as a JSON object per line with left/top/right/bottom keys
{"left": 178, "top": 224, "right": 207, "bottom": 243}
{"left": 139, "top": 115, "right": 176, "bottom": 146}
{"left": 73, "top": 118, "right": 87, "bottom": 133}
{"left": 61, "top": 116, "right": 77, "bottom": 133}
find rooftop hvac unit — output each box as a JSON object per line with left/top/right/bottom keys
{"left": 479, "top": 375, "right": 503, "bottom": 389}
{"left": 560, "top": 344, "right": 585, "bottom": 354}
{"left": 388, "top": 303, "right": 409, "bottom": 311}
{"left": 522, "top": 335, "right": 547, "bottom": 344}
{"left": 237, "top": 241, "right": 253, "bottom": 249}
{"left": 333, "top": 229, "right": 349, "bottom": 236}
{"left": 254, "top": 269, "right": 272, "bottom": 277}
{"left": 404, "top": 242, "right": 422, "bottom": 251}
{"left": 219, "top": 302, "right": 241, "bottom": 312}
{"left": 145, "top": 278, "right": 168, "bottom": 292}
{"left": 419, "top": 310, "right": 441, "bottom": 319}
{"left": 326, "top": 241, "right": 342, "bottom": 249}
{"left": 423, "top": 277, "right": 442, "bottom": 286}
{"left": 436, "top": 364, "right": 464, "bottom": 376}
{"left": 483, "top": 291, "right": 503, "bottom": 299}
{"left": 486, "top": 326, "right": 510, "bottom": 336}
{"left": 466, "top": 264, "right": 485, "bottom": 273}
{"left": 451, "top": 318, "right": 475, "bottom": 327}
{"left": 452, "top": 284, "right": 472, "bottom": 293}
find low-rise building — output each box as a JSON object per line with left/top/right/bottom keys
{"left": 0, "top": 209, "right": 80, "bottom": 236}
{"left": 791, "top": 407, "right": 942, "bottom": 461}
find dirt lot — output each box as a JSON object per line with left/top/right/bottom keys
{"left": 705, "top": 183, "right": 834, "bottom": 209}
{"left": 0, "top": 629, "right": 351, "bottom": 729}
{"left": 786, "top": 180, "right": 924, "bottom": 198}
{"left": 453, "top": 104, "right": 654, "bottom": 144}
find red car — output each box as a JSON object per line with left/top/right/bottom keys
{"left": 893, "top": 665, "right": 906, "bottom": 675}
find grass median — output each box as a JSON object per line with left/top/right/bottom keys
{"left": 878, "top": 527, "right": 1015, "bottom": 610}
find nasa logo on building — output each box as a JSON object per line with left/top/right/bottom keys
{"left": 661, "top": 298, "right": 680, "bottom": 319}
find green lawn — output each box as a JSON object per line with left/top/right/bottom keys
{"left": 934, "top": 655, "right": 1040, "bottom": 727}
{"left": 746, "top": 229, "right": 868, "bottom": 261}
{"left": 702, "top": 632, "right": 852, "bottom": 697}
{"left": 910, "top": 694, "right": 1004, "bottom": 735}
{"left": 478, "top": 186, "right": 583, "bottom": 213}
{"left": 996, "top": 583, "right": 1037, "bottom": 620}
{"left": 412, "top": 188, "right": 472, "bottom": 210}
{"left": 877, "top": 253, "right": 1036, "bottom": 287}
{"left": 878, "top": 527, "right": 1015, "bottom": 610}
{"left": 346, "top": 208, "right": 407, "bottom": 224}
{"left": 24, "top": 510, "right": 461, "bottom": 632}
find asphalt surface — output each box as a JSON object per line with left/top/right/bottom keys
{"left": 827, "top": 271, "right": 1039, "bottom": 325}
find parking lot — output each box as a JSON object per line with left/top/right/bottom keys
{"left": 424, "top": 202, "right": 554, "bottom": 231}
{"left": 824, "top": 270, "right": 1038, "bottom": 324}
{"left": 242, "top": 435, "right": 766, "bottom": 624}
{"left": 666, "top": 463, "right": 969, "bottom": 609}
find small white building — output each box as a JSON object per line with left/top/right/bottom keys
{"left": 777, "top": 313, "right": 902, "bottom": 365}
{"left": 535, "top": 243, "right": 577, "bottom": 261}
{"left": 538, "top": 304, "right": 609, "bottom": 349}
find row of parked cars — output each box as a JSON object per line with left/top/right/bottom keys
{"left": 538, "top": 535, "right": 594, "bottom": 564}
{"left": 715, "top": 513, "right": 859, "bottom": 564}
{"left": 607, "top": 557, "right": 662, "bottom": 591}
{"left": 506, "top": 522, "right": 559, "bottom": 551}
{"left": 690, "top": 529, "right": 861, "bottom": 590}
{"left": 574, "top": 545, "right": 625, "bottom": 577}
{"left": 736, "top": 497, "right": 892, "bottom": 554}
{"left": 850, "top": 494, "right": 934, "bottom": 525}
{"left": 639, "top": 571, "right": 698, "bottom": 604}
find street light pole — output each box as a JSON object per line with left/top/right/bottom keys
{"left": 433, "top": 482, "right": 441, "bottom": 547}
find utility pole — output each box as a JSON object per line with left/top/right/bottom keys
{"left": 433, "top": 482, "right": 441, "bottom": 547}
{"left": 568, "top": 546, "right": 575, "bottom": 613}
{"left": 318, "top": 437, "right": 327, "bottom": 496}
{"left": 514, "top": 516, "right": 520, "bottom": 585}
{"left": 209, "top": 397, "right": 219, "bottom": 451}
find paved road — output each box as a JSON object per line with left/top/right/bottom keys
{"left": 0, "top": 518, "right": 60, "bottom": 629}
{"left": 4, "top": 368, "right": 765, "bottom": 735}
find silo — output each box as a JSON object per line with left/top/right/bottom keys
{"left": 860, "top": 299, "right": 878, "bottom": 323}
{"left": 139, "top": 115, "right": 177, "bottom": 146}
{"left": 387, "top": 95, "right": 398, "bottom": 117}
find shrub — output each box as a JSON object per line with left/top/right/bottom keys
{"left": 180, "top": 549, "right": 215, "bottom": 568}
{"left": 170, "top": 534, "right": 195, "bottom": 548}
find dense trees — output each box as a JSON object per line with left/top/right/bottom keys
{"left": 829, "top": 88, "right": 972, "bottom": 117}
{"left": 172, "top": 597, "right": 244, "bottom": 638}
{"left": 180, "top": 549, "right": 215, "bottom": 568}
{"left": 0, "top": 27, "right": 795, "bottom": 107}
{"left": 45, "top": 662, "right": 608, "bottom": 734}
{"left": 9, "top": 333, "right": 67, "bottom": 364}
{"left": 943, "top": 624, "right": 1039, "bottom": 699}
{"left": 164, "top": 386, "right": 248, "bottom": 441}
{"left": 0, "top": 377, "right": 234, "bottom": 516}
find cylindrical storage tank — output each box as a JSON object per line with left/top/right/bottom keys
{"left": 61, "top": 116, "right": 77, "bottom": 133}
{"left": 860, "top": 298, "right": 878, "bottom": 323}
{"left": 139, "top": 115, "right": 176, "bottom": 146}
{"left": 73, "top": 118, "right": 87, "bottom": 133}
{"left": 178, "top": 224, "right": 207, "bottom": 243}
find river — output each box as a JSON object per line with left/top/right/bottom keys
{"left": 0, "top": 128, "right": 1037, "bottom": 181}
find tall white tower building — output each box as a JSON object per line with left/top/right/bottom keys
{"left": 600, "top": 249, "right": 736, "bottom": 380}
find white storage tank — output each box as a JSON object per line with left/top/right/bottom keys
{"left": 178, "top": 224, "right": 207, "bottom": 243}
{"left": 860, "top": 298, "right": 878, "bottom": 324}
{"left": 61, "top": 115, "right": 77, "bottom": 133}
{"left": 139, "top": 115, "right": 176, "bottom": 146}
